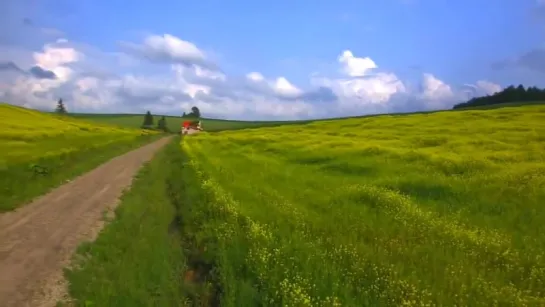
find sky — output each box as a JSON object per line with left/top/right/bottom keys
{"left": 1, "top": 0, "right": 545, "bottom": 120}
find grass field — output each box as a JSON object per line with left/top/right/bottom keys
{"left": 70, "top": 101, "right": 545, "bottom": 134}
{"left": 0, "top": 103, "right": 159, "bottom": 211}
{"left": 176, "top": 104, "right": 545, "bottom": 306}
{"left": 70, "top": 113, "right": 307, "bottom": 132}
{"left": 65, "top": 139, "right": 188, "bottom": 307}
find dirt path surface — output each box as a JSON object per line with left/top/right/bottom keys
{"left": 0, "top": 136, "right": 173, "bottom": 307}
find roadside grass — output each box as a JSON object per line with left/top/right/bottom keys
{"left": 70, "top": 113, "right": 306, "bottom": 132}
{"left": 0, "top": 103, "right": 160, "bottom": 211}
{"left": 180, "top": 104, "right": 545, "bottom": 306}
{"left": 64, "top": 138, "right": 189, "bottom": 307}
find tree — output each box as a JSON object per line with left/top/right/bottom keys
{"left": 157, "top": 116, "right": 169, "bottom": 132}
{"left": 190, "top": 106, "right": 201, "bottom": 118}
{"left": 182, "top": 106, "right": 201, "bottom": 118}
{"left": 55, "top": 98, "right": 67, "bottom": 114}
{"left": 452, "top": 84, "right": 545, "bottom": 109}
{"left": 141, "top": 111, "right": 154, "bottom": 129}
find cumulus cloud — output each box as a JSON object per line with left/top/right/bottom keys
{"left": 0, "top": 32, "right": 502, "bottom": 119}
{"left": 120, "top": 34, "right": 217, "bottom": 70}
{"left": 0, "top": 61, "right": 57, "bottom": 79}
{"left": 273, "top": 77, "right": 303, "bottom": 98}
{"left": 311, "top": 50, "right": 406, "bottom": 113}
{"left": 29, "top": 66, "right": 57, "bottom": 79}
{"left": 338, "top": 50, "right": 377, "bottom": 77}
{"left": 462, "top": 81, "right": 502, "bottom": 98}
{"left": 246, "top": 72, "right": 264, "bottom": 82}
{"left": 420, "top": 73, "right": 453, "bottom": 100}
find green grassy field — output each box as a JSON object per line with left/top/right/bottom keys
{"left": 176, "top": 104, "right": 545, "bottom": 306}
{"left": 65, "top": 139, "right": 189, "bottom": 307}
{"left": 0, "top": 103, "right": 160, "bottom": 211}
{"left": 71, "top": 113, "right": 307, "bottom": 132}
{"left": 71, "top": 101, "right": 545, "bottom": 135}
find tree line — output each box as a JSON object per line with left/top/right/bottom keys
{"left": 453, "top": 84, "right": 545, "bottom": 109}
{"left": 141, "top": 106, "right": 201, "bottom": 132}
{"left": 53, "top": 98, "right": 202, "bottom": 133}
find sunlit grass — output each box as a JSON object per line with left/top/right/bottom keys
{"left": 0, "top": 103, "right": 159, "bottom": 210}
{"left": 180, "top": 105, "right": 545, "bottom": 306}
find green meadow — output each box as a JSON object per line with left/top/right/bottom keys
{"left": 175, "top": 105, "right": 545, "bottom": 306}
{"left": 70, "top": 113, "right": 307, "bottom": 132}
{"left": 0, "top": 103, "right": 159, "bottom": 211}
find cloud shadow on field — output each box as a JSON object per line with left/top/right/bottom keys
{"left": 290, "top": 155, "right": 335, "bottom": 166}
{"left": 320, "top": 161, "right": 379, "bottom": 177}
{"left": 384, "top": 179, "right": 461, "bottom": 204}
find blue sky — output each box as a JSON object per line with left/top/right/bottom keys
{"left": 1, "top": 0, "right": 544, "bottom": 119}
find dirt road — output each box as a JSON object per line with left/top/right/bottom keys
{"left": 0, "top": 136, "right": 173, "bottom": 307}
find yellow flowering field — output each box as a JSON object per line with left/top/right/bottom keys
{"left": 179, "top": 105, "right": 545, "bottom": 306}
{"left": 0, "top": 103, "right": 159, "bottom": 211}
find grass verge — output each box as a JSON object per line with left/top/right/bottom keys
{"left": 0, "top": 134, "right": 161, "bottom": 211}
{"left": 64, "top": 137, "right": 188, "bottom": 306}
{"left": 64, "top": 137, "right": 221, "bottom": 307}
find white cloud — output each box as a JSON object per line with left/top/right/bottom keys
{"left": 272, "top": 77, "right": 302, "bottom": 97}
{"left": 144, "top": 34, "right": 204, "bottom": 61}
{"left": 120, "top": 34, "right": 215, "bottom": 69}
{"left": 475, "top": 80, "right": 502, "bottom": 94}
{"left": 33, "top": 42, "right": 81, "bottom": 82}
{"left": 338, "top": 50, "right": 377, "bottom": 77}
{"left": 194, "top": 66, "right": 226, "bottom": 81}
{"left": 312, "top": 50, "right": 406, "bottom": 111}
{"left": 0, "top": 34, "right": 503, "bottom": 120}
{"left": 246, "top": 72, "right": 264, "bottom": 82}
{"left": 461, "top": 80, "right": 502, "bottom": 101}
{"left": 420, "top": 73, "right": 453, "bottom": 100}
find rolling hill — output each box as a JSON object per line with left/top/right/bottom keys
{"left": 171, "top": 104, "right": 545, "bottom": 305}
{"left": 70, "top": 113, "right": 309, "bottom": 132}
{"left": 0, "top": 103, "right": 159, "bottom": 211}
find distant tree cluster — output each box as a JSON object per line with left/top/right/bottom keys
{"left": 453, "top": 85, "right": 545, "bottom": 109}
{"left": 140, "top": 111, "right": 169, "bottom": 132}
{"left": 182, "top": 106, "right": 201, "bottom": 118}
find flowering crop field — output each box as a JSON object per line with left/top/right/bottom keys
{"left": 179, "top": 105, "right": 545, "bottom": 306}
{"left": 0, "top": 103, "right": 159, "bottom": 211}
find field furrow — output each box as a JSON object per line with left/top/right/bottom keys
{"left": 180, "top": 105, "right": 545, "bottom": 306}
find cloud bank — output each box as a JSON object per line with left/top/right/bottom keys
{"left": 0, "top": 31, "right": 502, "bottom": 120}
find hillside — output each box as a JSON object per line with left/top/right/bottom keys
{"left": 171, "top": 104, "right": 545, "bottom": 305}
{"left": 70, "top": 113, "right": 308, "bottom": 132}
{"left": 454, "top": 100, "right": 545, "bottom": 110}
{"left": 453, "top": 84, "right": 545, "bottom": 109}
{"left": 0, "top": 103, "right": 159, "bottom": 211}
{"left": 72, "top": 99, "right": 545, "bottom": 133}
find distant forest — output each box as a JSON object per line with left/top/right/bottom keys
{"left": 453, "top": 85, "right": 545, "bottom": 109}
